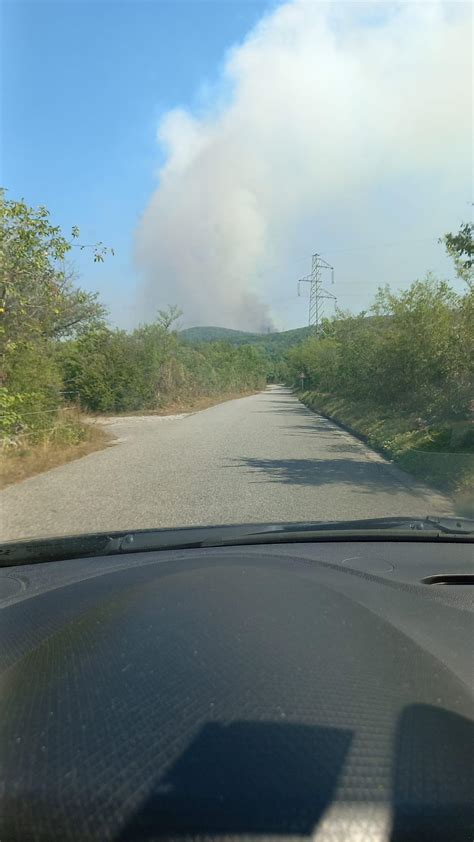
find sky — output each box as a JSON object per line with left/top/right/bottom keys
{"left": 2, "top": 0, "right": 472, "bottom": 331}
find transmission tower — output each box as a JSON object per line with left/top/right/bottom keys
{"left": 297, "top": 253, "right": 336, "bottom": 333}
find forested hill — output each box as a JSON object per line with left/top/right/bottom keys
{"left": 180, "top": 325, "right": 313, "bottom": 351}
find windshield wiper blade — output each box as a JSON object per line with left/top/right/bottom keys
{"left": 423, "top": 516, "right": 474, "bottom": 535}
{"left": 282, "top": 516, "right": 474, "bottom": 536}
{"left": 0, "top": 524, "right": 280, "bottom": 567}
{"left": 0, "top": 516, "right": 472, "bottom": 567}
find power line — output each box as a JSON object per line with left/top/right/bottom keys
{"left": 291, "top": 235, "right": 440, "bottom": 268}
{"left": 297, "top": 253, "right": 336, "bottom": 333}
{"left": 323, "top": 236, "right": 440, "bottom": 256}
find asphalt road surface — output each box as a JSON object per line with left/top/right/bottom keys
{"left": 1, "top": 386, "right": 451, "bottom": 541}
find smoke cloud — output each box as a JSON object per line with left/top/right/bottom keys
{"left": 135, "top": 0, "right": 472, "bottom": 330}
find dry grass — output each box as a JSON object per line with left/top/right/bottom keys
{"left": 0, "top": 422, "right": 111, "bottom": 490}
{"left": 92, "top": 389, "right": 261, "bottom": 419}
{"left": 154, "top": 390, "right": 261, "bottom": 415}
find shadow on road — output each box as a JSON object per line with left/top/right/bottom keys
{"left": 254, "top": 405, "right": 314, "bottom": 415}
{"left": 281, "top": 423, "right": 346, "bottom": 435}
{"left": 225, "top": 455, "right": 411, "bottom": 494}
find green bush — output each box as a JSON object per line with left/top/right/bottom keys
{"left": 58, "top": 325, "right": 267, "bottom": 415}
{"left": 288, "top": 276, "right": 473, "bottom": 421}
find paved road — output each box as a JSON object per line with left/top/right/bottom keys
{"left": 1, "top": 386, "right": 450, "bottom": 541}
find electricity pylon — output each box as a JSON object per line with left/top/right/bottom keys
{"left": 297, "top": 253, "right": 336, "bottom": 333}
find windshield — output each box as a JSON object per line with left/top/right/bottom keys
{"left": 1, "top": 0, "right": 473, "bottom": 543}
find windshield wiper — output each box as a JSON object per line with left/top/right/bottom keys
{"left": 0, "top": 516, "right": 472, "bottom": 567}
{"left": 415, "top": 516, "right": 474, "bottom": 535}
{"left": 279, "top": 515, "right": 474, "bottom": 536}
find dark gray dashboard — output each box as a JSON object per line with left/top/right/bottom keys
{"left": 1, "top": 540, "right": 473, "bottom": 841}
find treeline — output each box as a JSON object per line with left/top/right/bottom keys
{"left": 61, "top": 324, "right": 266, "bottom": 414}
{"left": 0, "top": 191, "right": 265, "bottom": 445}
{"left": 286, "top": 275, "right": 473, "bottom": 421}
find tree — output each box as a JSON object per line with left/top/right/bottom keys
{"left": 0, "top": 190, "right": 109, "bottom": 360}
{"left": 440, "top": 221, "right": 473, "bottom": 286}
{"left": 156, "top": 305, "right": 183, "bottom": 333}
{"left": 0, "top": 190, "right": 112, "bottom": 436}
{"left": 285, "top": 274, "right": 472, "bottom": 420}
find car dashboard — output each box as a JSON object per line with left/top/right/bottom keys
{"left": 1, "top": 538, "right": 473, "bottom": 842}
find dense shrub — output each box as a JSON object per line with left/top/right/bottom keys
{"left": 287, "top": 276, "right": 473, "bottom": 421}
{"left": 59, "top": 327, "right": 267, "bottom": 414}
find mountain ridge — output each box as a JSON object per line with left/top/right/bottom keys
{"left": 180, "top": 325, "right": 312, "bottom": 348}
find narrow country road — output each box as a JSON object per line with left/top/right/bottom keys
{"left": 1, "top": 386, "right": 450, "bottom": 541}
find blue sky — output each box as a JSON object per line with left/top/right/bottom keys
{"left": 2, "top": 1, "right": 471, "bottom": 330}
{"left": 2, "top": 0, "right": 275, "bottom": 322}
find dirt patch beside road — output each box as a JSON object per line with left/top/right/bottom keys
{"left": 0, "top": 423, "right": 112, "bottom": 490}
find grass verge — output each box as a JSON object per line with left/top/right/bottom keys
{"left": 299, "top": 391, "right": 474, "bottom": 516}
{"left": 1, "top": 410, "right": 111, "bottom": 490}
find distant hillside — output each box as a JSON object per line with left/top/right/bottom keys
{"left": 179, "top": 326, "right": 258, "bottom": 344}
{"left": 180, "top": 325, "right": 313, "bottom": 352}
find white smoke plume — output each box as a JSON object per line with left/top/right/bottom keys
{"left": 135, "top": 0, "right": 472, "bottom": 330}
